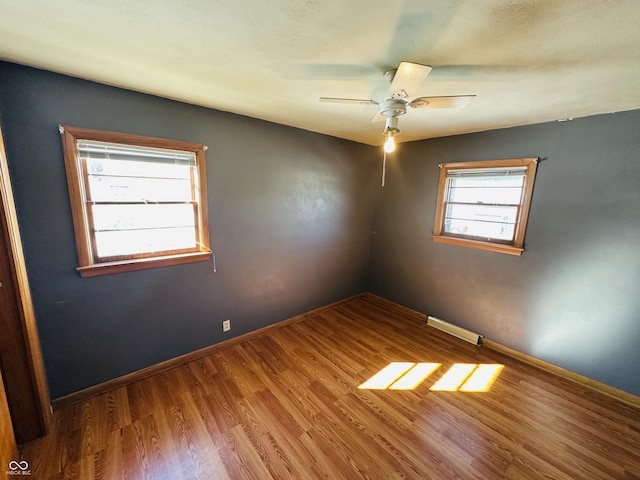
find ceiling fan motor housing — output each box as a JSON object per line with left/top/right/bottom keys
{"left": 380, "top": 98, "right": 407, "bottom": 118}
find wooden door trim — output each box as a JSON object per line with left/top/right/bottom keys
{"left": 0, "top": 367, "right": 18, "bottom": 471}
{"left": 0, "top": 124, "right": 52, "bottom": 443}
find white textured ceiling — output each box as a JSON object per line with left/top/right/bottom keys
{"left": 0, "top": 0, "right": 639, "bottom": 146}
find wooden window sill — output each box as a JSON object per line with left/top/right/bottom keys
{"left": 432, "top": 235, "right": 524, "bottom": 256}
{"left": 76, "top": 251, "right": 212, "bottom": 277}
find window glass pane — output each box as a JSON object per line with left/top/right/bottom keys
{"left": 91, "top": 204, "right": 196, "bottom": 257}
{"left": 448, "top": 176, "right": 524, "bottom": 204}
{"left": 86, "top": 159, "right": 193, "bottom": 202}
{"left": 444, "top": 204, "right": 517, "bottom": 241}
{"left": 92, "top": 204, "right": 196, "bottom": 231}
{"left": 95, "top": 227, "right": 196, "bottom": 258}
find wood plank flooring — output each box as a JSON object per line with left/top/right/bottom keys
{"left": 20, "top": 294, "right": 640, "bottom": 479}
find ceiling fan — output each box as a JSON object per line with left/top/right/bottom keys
{"left": 320, "top": 61, "right": 475, "bottom": 154}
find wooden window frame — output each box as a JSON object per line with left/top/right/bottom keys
{"left": 60, "top": 125, "right": 211, "bottom": 277}
{"left": 432, "top": 157, "right": 538, "bottom": 256}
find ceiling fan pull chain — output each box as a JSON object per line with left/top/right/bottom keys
{"left": 382, "top": 150, "right": 387, "bottom": 187}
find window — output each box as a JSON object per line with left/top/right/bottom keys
{"left": 432, "top": 158, "right": 538, "bottom": 255}
{"left": 60, "top": 126, "right": 211, "bottom": 277}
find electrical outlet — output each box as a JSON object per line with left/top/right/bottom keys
{"left": 222, "top": 319, "right": 231, "bottom": 332}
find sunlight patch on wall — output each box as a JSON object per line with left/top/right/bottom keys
{"left": 358, "top": 362, "right": 503, "bottom": 392}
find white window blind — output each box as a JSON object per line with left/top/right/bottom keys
{"left": 443, "top": 167, "right": 527, "bottom": 242}
{"left": 77, "top": 140, "right": 200, "bottom": 259}
{"left": 77, "top": 140, "right": 197, "bottom": 165}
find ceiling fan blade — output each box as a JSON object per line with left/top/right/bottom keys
{"left": 371, "top": 111, "right": 386, "bottom": 122}
{"left": 389, "top": 62, "right": 432, "bottom": 99}
{"left": 319, "top": 97, "right": 378, "bottom": 105}
{"left": 408, "top": 95, "right": 476, "bottom": 109}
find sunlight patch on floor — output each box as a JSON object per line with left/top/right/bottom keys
{"left": 459, "top": 364, "right": 504, "bottom": 392}
{"left": 389, "top": 363, "right": 441, "bottom": 390}
{"left": 358, "top": 362, "right": 417, "bottom": 389}
{"left": 429, "top": 363, "right": 477, "bottom": 391}
{"left": 359, "top": 362, "right": 504, "bottom": 392}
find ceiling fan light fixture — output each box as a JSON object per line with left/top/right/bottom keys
{"left": 379, "top": 98, "right": 407, "bottom": 118}
{"left": 383, "top": 117, "right": 400, "bottom": 153}
{"left": 383, "top": 134, "right": 396, "bottom": 153}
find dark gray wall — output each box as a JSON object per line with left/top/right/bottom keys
{"left": 0, "top": 62, "right": 377, "bottom": 398}
{"left": 2, "top": 61, "right": 639, "bottom": 399}
{"left": 369, "top": 110, "right": 640, "bottom": 396}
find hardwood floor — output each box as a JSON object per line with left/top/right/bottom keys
{"left": 21, "top": 294, "right": 640, "bottom": 479}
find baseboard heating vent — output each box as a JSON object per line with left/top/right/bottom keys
{"left": 426, "top": 316, "right": 482, "bottom": 345}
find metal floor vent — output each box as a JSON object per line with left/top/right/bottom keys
{"left": 427, "top": 316, "right": 482, "bottom": 345}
